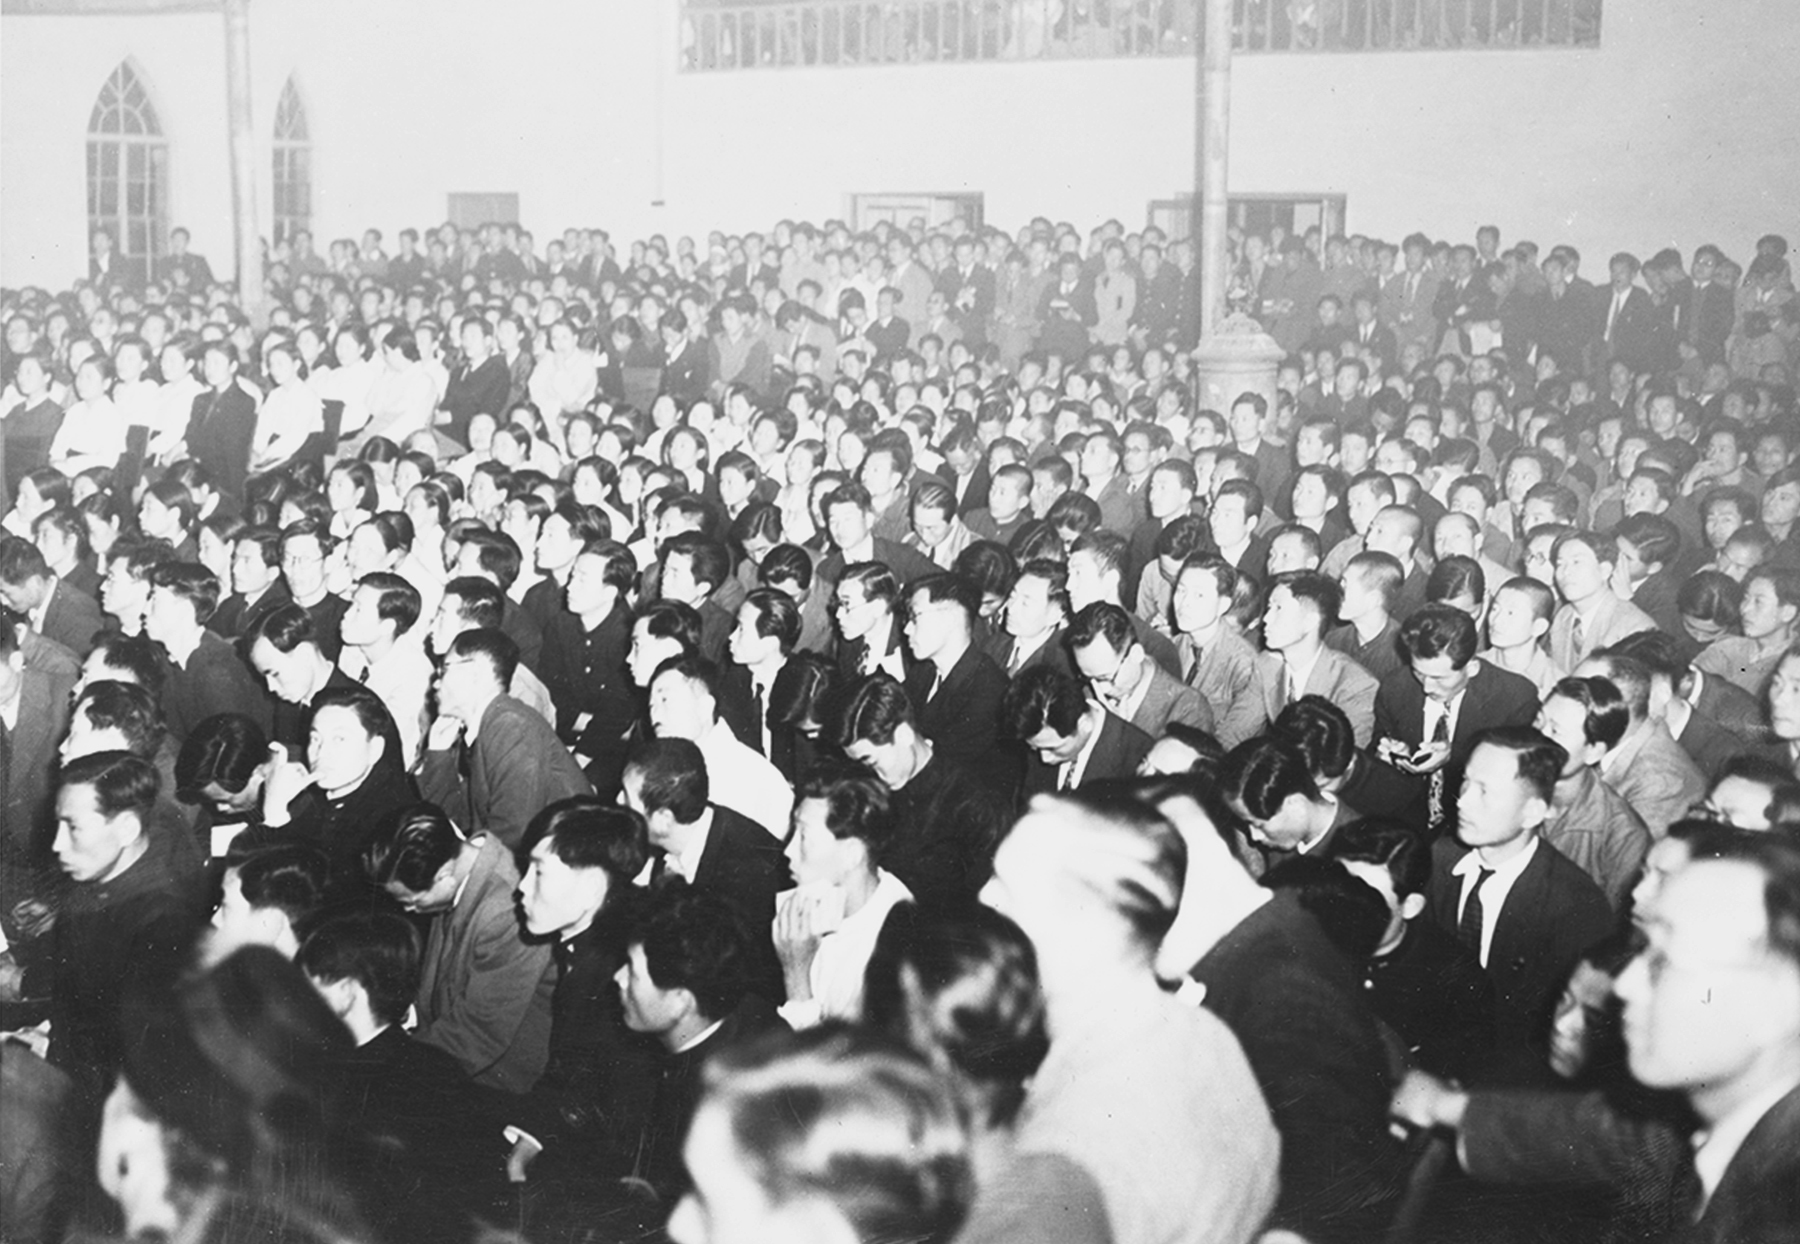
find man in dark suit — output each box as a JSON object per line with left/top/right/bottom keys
{"left": 838, "top": 673, "right": 1013, "bottom": 905}
{"left": 901, "top": 573, "right": 1008, "bottom": 770}
{"left": 1426, "top": 727, "right": 1613, "bottom": 1070}
{"left": 502, "top": 804, "right": 661, "bottom": 1200}
{"left": 623, "top": 739, "right": 789, "bottom": 1002}
{"left": 1612, "top": 836, "right": 1800, "bottom": 1244}
{"left": 936, "top": 236, "right": 995, "bottom": 349}
{"left": 613, "top": 883, "right": 786, "bottom": 1221}
{"left": 658, "top": 533, "right": 735, "bottom": 667}
{"left": 1431, "top": 245, "right": 1498, "bottom": 355}
{"left": 831, "top": 561, "right": 914, "bottom": 685}
{"left": 815, "top": 482, "right": 938, "bottom": 592}
{"left": 1347, "top": 291, "right": 1396, "bottom": 367}
{"left": 1005, "top": 666, "right": 1153, "bottom": 800}
{"left": 1162, "top": 775, "right": 1408, "bottom": 1242}
{"left": 143, "top": 562, "right": 272, "bottom": 746}
{"left": 1598, "top": 252, "right": 1660, "bottom": 373}
{"left": 299, "top": 911, "right": 494, "bottom": 1236}
{"left": 1223, "top": 736, "right": 1361, "bottom": 867}
{"left": 1373, "top": 604, "right": 1541, "bottom": 833}
{"left": 719, "top": 587, "right": 800, "bottom": 759}
{"left": 936, "top": 424, "right": 991, "bottom": 517}
{"left": 540, "top": 540, "right": 635, "bottom": 793}
{"left": 208, "top": 526, "right": 290, "bottom": 641}
{"left": 0, "top": 537, "right": 105, "bottom": 658}
{"left": 985, "top": 558, "right": 1073, "bottom": 680}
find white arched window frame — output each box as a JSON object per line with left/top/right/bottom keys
{"left": 86, "top": 61, "right": 168, "bottom": 288}
{"left": 272, "top": 76, "right": 312, "bottom": 245}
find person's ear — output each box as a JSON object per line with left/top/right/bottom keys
{"left": 1399, "top": 892, "right": 1427, "bottom": 922}
{"left": 1530, "top": 616, "right": 1551, "bottom": 641}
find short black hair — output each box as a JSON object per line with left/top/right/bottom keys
{"left": 795, "top": 760, "right": 896, "bottom": 862}
{"left": 175, "top": 712, "right": 269, "bottom": 803}
{"left": 59, "top": 749, "right": 159, "bottom": 821}
{"left": 631, "top": 881, "right": 755, "bottom": 1023}
{"left": 534, "top": 798, "right": 650, "bottom": 883}
{"left": 446, "top": 626, "right": 519, "bottom": 689}
{"left": 625, "top": 737, "right": 710, "bottom": 823}
{"left": 72, "top": 680, "right": 165, "bottom": 758}
{"left": 1001, "top": 666, "right": 1090, "bottom": 742}
{"left": 1398, "top": 603, "right": 1479, "bottom": 668}
{"left": 229, "top": 843, "right": 331, "bottom": 934}
{"left": 363, "top": 803, "right": 463, "bottom": 893}
{"left": 1469, "top": 726, "right": 1565, "bottom": 805}
{"left": 297, "top": 910, "right": 424, "bottom": 1028}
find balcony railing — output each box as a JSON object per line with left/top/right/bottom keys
{"left": 680, "top": 0, "right": 1602, "bottom": 69}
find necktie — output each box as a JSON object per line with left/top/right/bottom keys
{"left": 1427, "top": 708, "right": 1452, "bottom": 829}
{"left": 357, "top": 662, "right": 371, "bottom": 685}
{"left": 749, "top": 683, "right": 766, "bottom": 757}
{"left": 1185, "top": 644, "right": 1204, "bottom": 687}
{"left": 1570, "top": 614, "right": 1586, "bottom": 661}
{"left": 1406, "top": 272, "right": 1418, "bottom": 302}
{"left": 1277, "top": 664, "right": 1292, "bottom": 711}
{"left": 1059, "top": 762, "right": 1075, "bottom": 791}
{"left": 1458, "top": 867, "right": 1495, "bottom": 958}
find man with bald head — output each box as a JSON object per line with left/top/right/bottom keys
{"left": 1367, "top": 505, "right": 1429, "bottom": 620}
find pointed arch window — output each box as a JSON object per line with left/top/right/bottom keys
{"left": 86, "top": 62, "right": 167, "bottom": 289}
{"left": 272, "top": 77, "right": 312, "bottom": 246}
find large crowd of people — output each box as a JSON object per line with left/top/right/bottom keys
{"left": 0, "top": 211, "right": 1798, "bottom": 1244}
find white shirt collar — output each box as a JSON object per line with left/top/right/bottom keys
{"left": 1451, "top": 834, "right": 1541, "bottom": 967}
{"left": 1060, "top": 712, "right": 1108, "bottom": 789}
{"left": 1691, "top": 1077, "right": 1800, "bottom": 1213}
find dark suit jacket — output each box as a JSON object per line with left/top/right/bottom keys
{"left": 1426, "top": 837, "right": 1613, "bottom": 1062}
{"left": 184, "top": 386, "right": 258, "bottom": 502}
{"left": 39, "top": 579, "right": 104, "bottom": 658}
{"left": 1695, "top": 671, "right": 1766, "bottom": 743}
{"left": 1677, "top": 707, "right": 1747, "bottom": 783}
{"left": 1190, "top": 892, "right": 1406, "bottom": 1240}
{"left": 1021, "top": 710, "right": 1153, "bottom": 801}
{"left": 903, "top": 643, "right": 1008, "bottom": 768}
{"left": 678, "top": 804, "right": 791, "bottom": 1001}
{"left": 938, "top": 461, "right": 991, "bottom": 516}
{"left": 1372, "top": 660, "right": 1540, "bottom": 829}
{"left": 1599, "top": 285, "right": 1660, "bottom": 372}
{"left": 816, "top": 537, "right": 938, "bottom": 591}
{"left": 1679, "top": 1083, "right": 1800, "bottom": 1244}
{"left": 889, "top": 750, "right": 1014, "bottom": 905}
{"left": 418, "top": 695, "right": 594, "bottom": 850}
{"left": 208, "top": 581, "right": 290, "bottom": 641}
{"left": 513, "top": 903, "right": 661, "bottom": 1169}
{"left": 985, "top": 626, "right": 1074, "bottom": 681}
{"left": 835, "top": 618, "right": 915, "bottom": 686}
{"left": 162, "top": 629, "right": 273, "bottom": 745}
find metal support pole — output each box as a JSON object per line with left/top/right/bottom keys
{"left": 1195, "top": 0, "right": 1231, "bottom": 337}
{"left": 223, "top": 0, "right": 265, "bottom": 328}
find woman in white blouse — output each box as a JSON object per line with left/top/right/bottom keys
{"left": 357, "top": 326, "right": 436, "bottom": 453}
{"left": 250, "top": 341, "right": 323, "bottom": 475}
{"left": 108, "top": 336, "right": 163, "bottom": 445}
{"left": 309, "top": 326, "right": 377, "bottom": 445}
{"left": 153, "top": 339, "right": 207, "bottom": 465}
{"left": 49, "top": 354, "right": 127, "bottom": 477}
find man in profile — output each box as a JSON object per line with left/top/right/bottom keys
{"left": 1613, "top": 835, "right": 1800, "bottom": 1241}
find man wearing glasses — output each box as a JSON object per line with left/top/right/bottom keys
{"left": 1068, "top": 601, "right": 1212, "bottom": 739}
